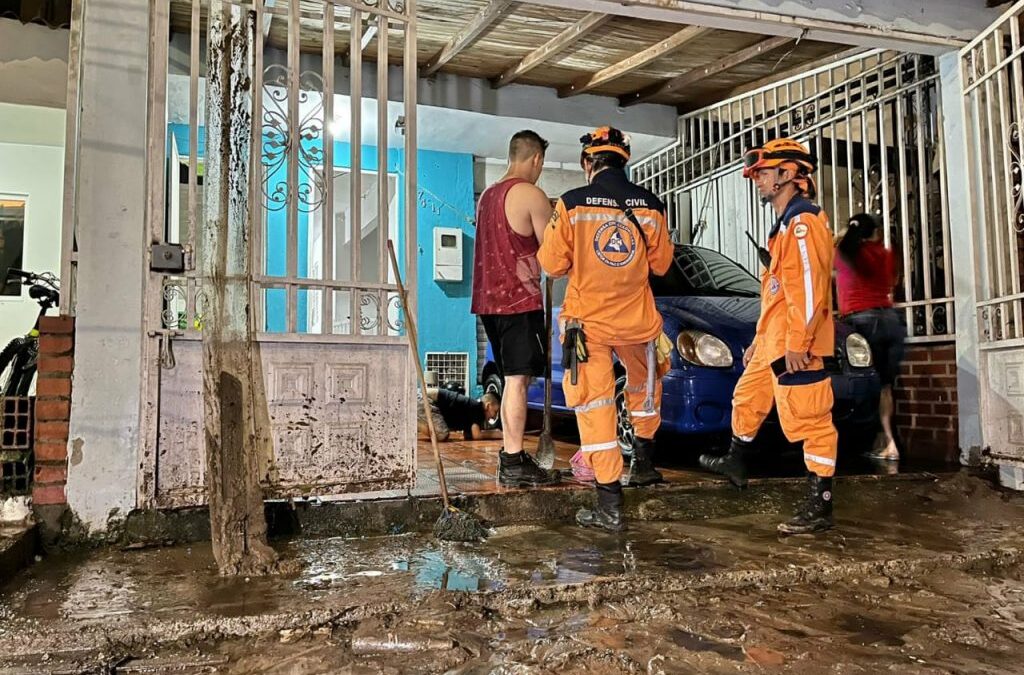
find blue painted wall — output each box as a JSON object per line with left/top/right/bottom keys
{"left": 168, "top": 124, "right": 479, "bottom": 392}
{"left": 414, "top": 151, "right": 479, "bottom": 394}
{"left": 262, "top": 140, "right": 404, "bottom": 334}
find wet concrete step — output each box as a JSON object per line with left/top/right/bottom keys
{"left": 116, "top": 470, "right": 952, "bottom": 546}
{"left": 0, "top": 523, "right": 37, "bottom": 585}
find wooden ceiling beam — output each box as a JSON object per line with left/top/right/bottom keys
{"left": 620, "top": 34, "right": 792, "bottom": 107}
{"left": 491, "top": 12, "right": 610, "bottom": 89}
{"left": 676, "top": 46, "right": 866, "bottom": 113}
{"left": 558, "top": 25, "right": 710, "bottom": 98}
{"left": 723, "top": 46, "right": 866, "bottom": 99}
{"left": 518, "top": 0, "right": 990, "bottom": 55}
{"left": 423, "top": 0, "right": 514, "bottom": 77}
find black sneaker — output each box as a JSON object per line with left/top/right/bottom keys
{"left": 498, "top": 449, "right": 560, "bottom": 487}
{"left": 778, "top": 474, "right": 834, "bottom": 535}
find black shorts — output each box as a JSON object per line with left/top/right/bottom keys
{"left": 846, "top": 307, "right": 907, "bottom": 387}
{"left": 481, "top": 311, "right": 546, "bottom": 378}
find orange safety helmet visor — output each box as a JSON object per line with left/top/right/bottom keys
{"left": 741, "top": 140, "right": 817, "bottom": 179}
{"left": 580, "top": 126, "right": 631, "bottom": 161}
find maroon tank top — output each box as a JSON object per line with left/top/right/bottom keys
{"left": 471, "top": 178, "right": 542, "bottom": 315}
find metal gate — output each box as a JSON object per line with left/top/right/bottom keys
{"left": 961, "top": 0, "right": 1024, "bottom": 469}
{"left": 139, "top": 0, "right": 418, "bottom": 508}
{"left": 633, "top": 50, "right": 954, "bottom": 344}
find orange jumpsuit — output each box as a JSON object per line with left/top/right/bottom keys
{"left": 733, "top": 196, "right": 838, "bottom": 477}
{"left": 538, "top": 169, "right": 673, "bottom": 484}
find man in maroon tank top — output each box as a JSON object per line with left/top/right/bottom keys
{"left": 472, "top": 130, "right": 560, "bottom": 487}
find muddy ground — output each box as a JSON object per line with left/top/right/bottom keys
{"left": 153, "top": 561, "right": 1024, "bottom": 674}
{"left": 1, "top": 473, "right": 1022, "bottom": 674}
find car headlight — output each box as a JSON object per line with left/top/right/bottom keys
{"left": 846, "top": 333, "right": 873, "bottom": 367}
{"left": 676, "top": 330, "right": 734, "bottom": 368}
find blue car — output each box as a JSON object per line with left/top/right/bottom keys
{"left": 481, "top": 244, "right": 881, "bottom": 452}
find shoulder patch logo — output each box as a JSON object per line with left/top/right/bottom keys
{"left": 793, "top": 223, "right": 809, "bottom": 239}
{"left": 593, "top": 221, "right": 636, "bottom": 268}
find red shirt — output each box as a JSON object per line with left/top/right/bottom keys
{"left": 835, "top": 240, "right": 896, "bottom": 315}
{"left": 470, "top": 178, "right": 542, "bottom": 315}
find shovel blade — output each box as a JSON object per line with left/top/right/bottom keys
{"left": 536, "top": 432, "right": 556, "bottom": 470}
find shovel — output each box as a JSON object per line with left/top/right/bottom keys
{"left": 536, "top": 276, "right": 556, "bottom": 470}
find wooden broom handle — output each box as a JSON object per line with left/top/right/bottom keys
{"left": 387, "top": 240, "right": 450, "bottom": 508}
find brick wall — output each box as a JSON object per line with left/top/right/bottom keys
{"left": 33, "top": 315, "right": 74, "bottom": 507}
{"left": 893, "top": 342, "right": 959, "bottom": 462}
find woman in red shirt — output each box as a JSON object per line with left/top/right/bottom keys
{"left": 835, "top": 213, "right": 907, "bottom": 461}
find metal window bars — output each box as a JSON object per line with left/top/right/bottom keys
{"left": 961, "top": 0, "right": 1024, "bottom": 348}
{"left": 633, "top": 49, "right": 954, "bottom": 343}
{"left": 146, "top": 0, "right": 417, "bottom": 344}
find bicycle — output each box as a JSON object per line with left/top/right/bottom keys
{"left": 0, "top": 269, "right": 60, "bottom": 397}
{"left": 0, "top": 269, "right": 59, "bottom": 498}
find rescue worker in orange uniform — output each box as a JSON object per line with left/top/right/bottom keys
{"left": 538, "top": 127, "right": 673, "bottom": 532}
{"left": 699, "top": 138, "right": 839, "bottom": 535}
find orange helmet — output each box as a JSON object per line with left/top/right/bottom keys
{"left": 742, "top": 138, "right": 817, "bottom": 197}
{"left": 743, "top": 138, "right": 816, "bottom": 176}
{"left": 580, "top": 126, "right": 631, "bottom": 162}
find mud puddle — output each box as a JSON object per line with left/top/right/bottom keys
{"left": 2, "top": 473, "right": 1023, "bottom": 673}
{"left": 52, "top": 562, "right": 1021, "bottom": 674}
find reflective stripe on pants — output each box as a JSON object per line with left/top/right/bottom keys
{"left": 732, "top": 352, "right": 838, "bottom": 478}
{"left": 562, "top": 340, "right": 665, "bottom": 484}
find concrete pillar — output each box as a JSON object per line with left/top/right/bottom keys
{"left": 938, "top": 51, "right": 984, "bottom": 464}
{"left": 65, "top": 0, "right": 150, "bottom": 530}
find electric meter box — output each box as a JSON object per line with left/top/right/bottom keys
{"left": 433, "top": 227, "right": 463, "bottom": 282}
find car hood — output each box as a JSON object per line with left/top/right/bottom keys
{"left": 655, "top": 295, "right": 857, "bottom": 352}
{"left": 656, "top": 295, "right": 760, "bottom": 347}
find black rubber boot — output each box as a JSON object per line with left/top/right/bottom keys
{"left": 576, "top": 481, "right": 625, "bottom": 532}
{"left": 699, "top": 437, "right": 751, "bottom": 488}
{"left": 625, "top": 437, "right": 664, "bottom": 486}
{"left": 498, "top": 449, "right": 560, "bottom": 487}
{"left": 777, "top": 474, "right": 834, "bottom": 535}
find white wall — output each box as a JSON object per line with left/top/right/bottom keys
{"left": 0, "top": 19, "right": 69, "bottom": 109}
{"left": 0, "top": 103, "right": 66, "bottom": 355}
{"left": 474, "top": 158, "right": 586, "bottom": 201}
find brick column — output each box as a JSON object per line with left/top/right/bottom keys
{"left": 33, "top": 315, "right": 75, "bottom": 509}
{"left": 893, "top": 342, "right": 959, "bottom": 462}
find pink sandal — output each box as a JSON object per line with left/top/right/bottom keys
{"left": 570, "top": 450, "right": 596, "bottom": 483}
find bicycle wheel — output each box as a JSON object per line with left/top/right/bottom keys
{"left": 0, "top": 338, "right": 32, "bottom": 397}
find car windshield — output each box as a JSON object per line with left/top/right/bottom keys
{"left": 650, "top": 245, "right": 760, "bottom": 298}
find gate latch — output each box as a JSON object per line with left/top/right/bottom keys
{"left": 150, "top": 243, "right": 185, "bottom": 273}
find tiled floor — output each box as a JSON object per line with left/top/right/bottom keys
{"left": 418, "top": 431, "right": 708, "bottom": 495}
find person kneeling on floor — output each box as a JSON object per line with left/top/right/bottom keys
{"left": 539, "top": 126, "right": 674, "bottom": 533}
{"left": 418, "top": 386, "right": 503, "bottom": 442}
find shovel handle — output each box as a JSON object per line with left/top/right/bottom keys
{"left": 543, "top": 277, "right": 553, "bottom": 434}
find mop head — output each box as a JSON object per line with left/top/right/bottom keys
{"left": 433, "top": 505, "right": 491, "bottom": 542}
